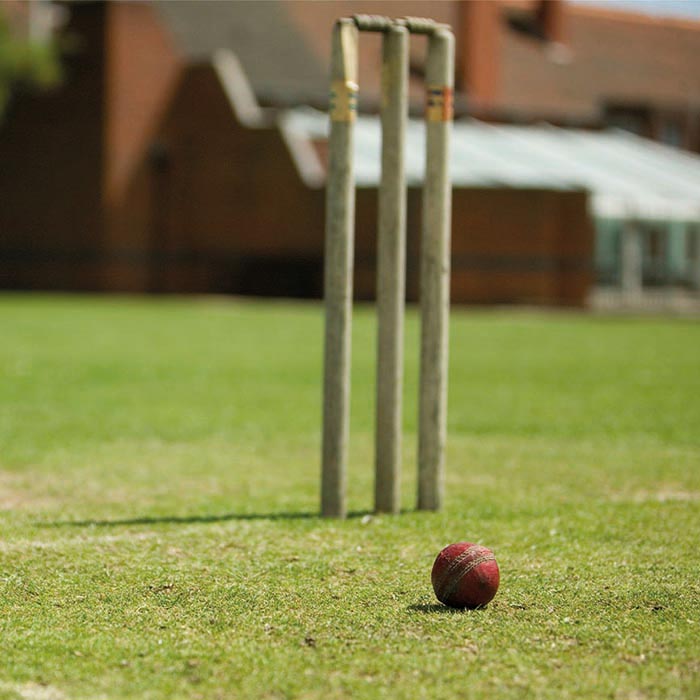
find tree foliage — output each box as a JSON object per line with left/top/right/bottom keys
{"left": 0, "top": 10, "right": 62, "bottom": 118}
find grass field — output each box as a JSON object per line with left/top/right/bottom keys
{"left": 1, "top": 294, "right": 698, "bottom": 700}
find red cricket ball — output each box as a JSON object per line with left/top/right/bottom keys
{"left": 431, "top": 542, "right": 500, "bottom": 609}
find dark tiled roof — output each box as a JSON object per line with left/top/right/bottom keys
{"left": 153, "top": 0, "right": 700, "bottom": 119}
{"left": 154, "top": 0, "right": 328, "bottom": 105}
{"left": 153, "top": 0, "right": 458, "bottom": 108}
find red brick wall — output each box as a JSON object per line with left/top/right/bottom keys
{"left": 103, "top": 2, "right": 181, "bottom": 204}
{"left": 0, "top": 1, "right": 106, "bottom": 290}
{"left": 141, "top": 63, "right": 326, "bottom": 295}
{"left": 355, "top": 187, "right": 593, "bottom": 306}
{"left": 449, "top": 188, "right": 593, "bottom": 305}
{"left": 456, "top": 0, "right": 502, "bottom": 110}
{"left": 101, "top": 1, "right": 183, "bottom": 291}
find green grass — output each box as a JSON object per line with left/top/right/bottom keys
{"left": 1, "top": 294, "right": 698, "bottom": 699}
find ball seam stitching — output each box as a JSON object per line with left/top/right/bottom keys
{"left": 434, "top": 545, "right": 481, "bottom": 598}
{"left": 438, "top": 551, "right": 496, "bottom": 604}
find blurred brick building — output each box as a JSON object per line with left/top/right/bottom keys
{"left": 1, "top": 1, "right": 699, "bottom": 305}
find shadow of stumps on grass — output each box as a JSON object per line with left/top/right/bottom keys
{"left": 38, "top": 510, "right": 374, "bottom": 528}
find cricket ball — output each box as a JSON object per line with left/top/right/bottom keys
{"left": 431, "top": 542, "right": 500, "bottom": 609}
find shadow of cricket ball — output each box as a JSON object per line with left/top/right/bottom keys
{"left": 431, "top": 542, "right": 500, "bottom": 609}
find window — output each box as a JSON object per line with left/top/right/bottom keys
{"left": 594, "top": 218, "right": 621, "bottom": 285}
{"left": 607, "top": 112, "right": 645, "bottom": 136}
{"left": 659, "top": 119, "right": 684, "bottom": 148}
{"left": 687, "top": 225, "right": 699, "bottom": 260}
{"left": 643, "top": 226, "right": 669, "bottom": 286}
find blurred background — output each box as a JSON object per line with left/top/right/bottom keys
{"left": 1, "top": 0, "right": 699, "bottom": 311}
